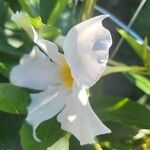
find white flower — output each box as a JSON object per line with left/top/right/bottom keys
{"left": 11, "top": 11, "right": 34, "bottom": 39}
{"left": 10, "top": 12, "right": 112, "bottom": 145}
{"left": 47, "top": 137, "right": 69, "bottom": 150}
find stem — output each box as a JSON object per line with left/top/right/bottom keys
{"left": 18, "top": 0, "right": 34, "bottom": 17}
{"left": 80, "top": 0, "right": 96, "bottom": 21}
{"left": 47, "top": 0, "right": 68, "bottom": 25}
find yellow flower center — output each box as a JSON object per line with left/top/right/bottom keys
{"left": 59, "top": 61, "right": 73, "bottom": 89}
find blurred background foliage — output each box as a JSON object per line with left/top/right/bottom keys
{"left": 0, "top": 0, "right": 150, "bottom": 150}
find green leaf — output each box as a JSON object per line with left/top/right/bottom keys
{"left": 20, "top": 118, "right": 65, "bottom": 150}
{"left": 118, "top": 29, "right": 150, "bottom": 67}
{"left": 142, "top": 37, "right": 150, "bottom": 67}
{"left": 127, "top": 73, "right": 150, "bottom": 95}
{"left": 18, "top": 0, "right": 40, "bottom": 17}
{"left": 92, "top": 96, "right": 150, "bottom": 129}
{"left": 30, "top": 16, "right": 43, "bottom": 27}
{"left": 104, "top": 66, "right": 145, "bottom": 76}
{"left": 0, "top": 83, "right": 30, "bottom": 114}
{"left": 30, "top": 16, "right": 61, "bottom": 40}
{"left": 0, "top": 111, "right": 24, "bottom": 142}
{"left": 39, "top": 25, "right": 61, "bottom": 40}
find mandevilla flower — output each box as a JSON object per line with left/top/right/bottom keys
{"left": 10, "top": 11, "right": 112, "bottom": 145}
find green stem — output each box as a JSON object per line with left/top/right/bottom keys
{"left": 18, "top": 0, "right": 34, "bottom": 17}
{"left": 47, "top": 0, "right": 68, "bottom": 25}
{"left": 80, "top": 0, "right": 96, "bottom": 21}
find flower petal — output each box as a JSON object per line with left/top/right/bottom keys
{"left": 63, "top": 15, "right": 112, "bottom": 88}
{"left": 11, "top": 11, "right": 34, "bottom": 39}
{"left": 26, "top": 86, "right": 69, "bottom": 141}
{"left": 36, "top": 39, "right": 64, "bottom": 64}
{"left": 54, "top": 35, "right": 65, "bottom": 48}
{"left": 12, "top": 11, "right": 64, "bottom": 64}
{"left": 57, "top": 88, "right": 111, "bottom": 145}
{"left": 10, "top": 47, "right": 61, "bottom": 90}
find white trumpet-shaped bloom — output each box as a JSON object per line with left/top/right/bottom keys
{"left": 10, "top": 12, "right": 112, "bottom": 145}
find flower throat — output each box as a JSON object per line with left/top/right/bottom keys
{"left": 59, "top": 61, "right": 73, "bottom": 89}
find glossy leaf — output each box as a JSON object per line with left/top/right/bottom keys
{"left": 20, "top": 118, "right": 65, "bottom": 150}
{"left": 0, "top": 83, "right": 30, "bottom": 114}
